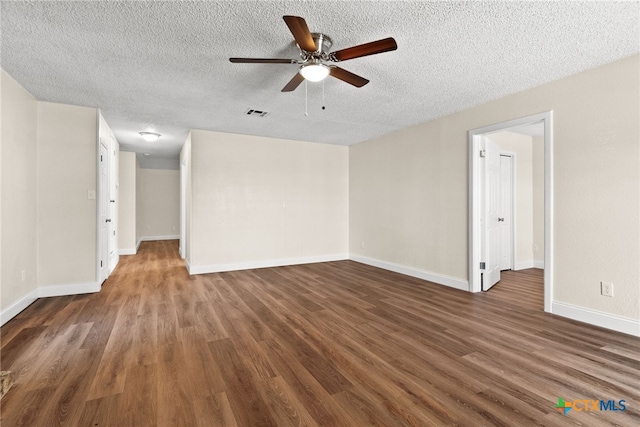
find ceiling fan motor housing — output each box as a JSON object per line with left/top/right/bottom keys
{"left": 300, "top": 33, "right": 333, "bottom": 62}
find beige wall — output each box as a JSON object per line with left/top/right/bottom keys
{"left": 350, "top": 54, "right": 639, "bottom": 321}
{"left": 532, "top": 136, "right": 544, "bottom": 265}
{"left": 137, "top": 168, "right": 180, "bottom": 240}
{"left": 118, "top": 151, "right": 137, "bottom": 252}
{"left": 486, "top": 131, "right": 536, "bottom": 268}
{"left": 189, "top": 130, "right": 349, "bottom": 271}
{"left": 1, "top": 71, "right": 38, "bottom": 311}
{"left": 37, "top": 102, "right": 97, "bottom": 287}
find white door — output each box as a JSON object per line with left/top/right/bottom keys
{"left": 108, "top": 138, "right": 118, "bottom": 271}
{"left": 482, "top": 138, "right": 501, "bottom": 290}
{"left": 499, "top": 154, "right": 513, "bottom": 271}
{"left": 99, "top": 143, "right": 109, "bottom": 283}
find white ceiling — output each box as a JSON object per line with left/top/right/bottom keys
{"left": 2, "top": 1, "right": 638, "bottom": 169}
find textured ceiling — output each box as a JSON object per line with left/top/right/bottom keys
{"left": 2, "top": 1, "right": 638, "bottom": 168}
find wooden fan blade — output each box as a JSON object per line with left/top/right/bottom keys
{"left": 329, "top": 67, "right": 369, "bottom": 88}
{"left": 282, "top": 73, "right": 305, "bottom": 92}
{"left": 331, "top": 37, "right": 397, "bottom": 61}
{"left": 230, "top": 58, "right": 297, "bottom": 64}
{"left": 283, "top": 16, "right": 317, "bottom": 52}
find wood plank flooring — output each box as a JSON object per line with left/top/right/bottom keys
{"left": 1, "top": 240, "right": 639, "bottom": 426}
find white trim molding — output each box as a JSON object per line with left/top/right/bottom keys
{"left": 136, "top": 235, "right": 180, "bottom": 250}
{"left": 350, "top": 255, "right": 469, "bottom": 291}
{"left": 0, "top": 289, "right": 38, "bottom": 326}
{"left": 139, "top": 235, "right": 180, "bottom": 242}
{"left": 1, "top": 282, "right": 101, "bottom": 326}
{"left": 187, "top": 254, "right": 349, "bottom": 275}
{"left": 513, "top": 260, "right": 545, "bottom": 271}
{"left": 37, "top": 282, "right": 101, "bottom": 298}
{"left": 552, "top": 301, "right": 640, "bottom": 337}
{"left": 119, "top": 247, "right": 137, "bottom": 255}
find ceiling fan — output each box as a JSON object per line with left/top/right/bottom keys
{"left": 230, "top": 15, "right": 397, "bottom": 92}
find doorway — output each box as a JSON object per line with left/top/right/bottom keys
{"left": 469, "top": 111, "right": 553, "bottom": 312}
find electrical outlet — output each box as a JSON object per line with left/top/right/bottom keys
{"left": 361, "top": 241, "right": 365, "bottom": 249}
{"left": 21, "top": 270, "right": 26, "bottom": 282}
{"left": 532, "top": 244, "right": 539, "bottom": 252}
{"left": 601, "top": 281, "right": 614, "bottom": 297}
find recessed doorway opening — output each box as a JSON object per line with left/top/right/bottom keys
{"left": 468, "top": 111, "right": 553, "bottom": 312}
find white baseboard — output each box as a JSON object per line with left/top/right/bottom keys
{"left": 0, "top": 289, "right": 38, "bottom": 326}
{"left": 349, "top": 254, "right": 469, "bottom": 291}
{"left": 552, "top": 301, "right": 640, "bottom": 337}
{"left": 514, "top": 260, "right": 545, "bottom": 270}
{"left": 139, "top": 235, "right": 179, "bottom": 242}
{"left": 109, "top": 256, "right": 119, "bottom": 274}
{"left": 119, "top": 247, "right": 137, "bottom": 255}
{"left": 37, "top": 282, "right": 101, "bottom": 298}
{"left": 187, "top": 253, "right": 349, "bottom": 275}
{"left": 136, "top": 235, "right": 179, "bottom": 251}
{"left": 1, "top": 282, "right": 100, "bottom": 326}
{"left": 514, "top": 260, "right": 534, "bottom": 270}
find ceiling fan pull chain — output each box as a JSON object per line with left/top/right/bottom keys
{"left": 322, "top": 80, "right": 326, "bottom": 111}
{"left": 305, "top": 80, "right": 308, "bottom": 116}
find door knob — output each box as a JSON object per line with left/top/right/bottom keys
{"left": 498, "top": 217, "right": 504, "bottom": 222}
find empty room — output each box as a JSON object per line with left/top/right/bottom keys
{"left": 1, "top": 2, "right": 639, "bottom": 426}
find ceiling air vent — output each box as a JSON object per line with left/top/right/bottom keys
{"left": 245, "top": 109, "right": 269, "bottom": 117}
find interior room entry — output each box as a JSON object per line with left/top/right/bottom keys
{"left": 469, "top": 111, "right": 554, "bottom": 313}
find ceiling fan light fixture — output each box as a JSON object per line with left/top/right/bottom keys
{"left": 299, "top": 63, "right": 329, "bottom": 82}
{"left": 139, "top": 132, "right": 161, "bottom": 142}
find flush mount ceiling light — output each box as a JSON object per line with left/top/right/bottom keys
{"left": 139, "top": 132, "right": 161, "bottom": 142}
{"left": 299, "top": 61, "right": 330, "bottom": 82}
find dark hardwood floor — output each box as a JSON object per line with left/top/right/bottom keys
{"left": 1, "top": 240, "right": 638, "bottom": 426}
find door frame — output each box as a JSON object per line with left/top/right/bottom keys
{"left": 468, "top": 111, "right": 553, "bottom": 313}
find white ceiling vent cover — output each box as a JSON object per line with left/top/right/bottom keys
{"left": 245, "top": 109, "right": 269, "bottom": 117}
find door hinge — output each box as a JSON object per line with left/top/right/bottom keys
{"left": 100, "top": 154, "right": 103, "bottom": 161}
{"left": 100, "top": 260, "right": 103, "bottom": 267}
{"left": 480, "top": 262, "right": 486, "bottom": 269}
{"left": 479, "top": 149, "right": 486, "bottom": 158}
